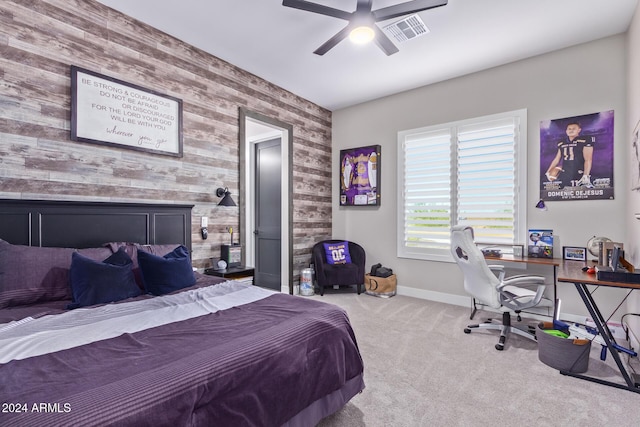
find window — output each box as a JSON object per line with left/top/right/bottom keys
{"left": 397, "top": 109, "right": 527, "bottom": 262}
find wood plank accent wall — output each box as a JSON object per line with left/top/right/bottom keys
{"left": 0, "top": 0, "right": 332, "bottom": 278}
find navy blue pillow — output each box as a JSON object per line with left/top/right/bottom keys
{"left": 137, "top": 245, "right": 196, "bottom": 296}
{"left": 68, "top": 247, "right": 141, "bottom": 309}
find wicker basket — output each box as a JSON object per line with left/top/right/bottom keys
{"left": 364, "top": 273, "right": 397, "bottom": 298}
{"left": 537, "top": 322, "right": 591, "bottom": 373}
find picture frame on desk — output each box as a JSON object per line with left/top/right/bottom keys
{"left": 563, "top": 246, "right": 587, "bottom": 261}
{"left": 528, "top": 229, "right": 553, "bottom": 258}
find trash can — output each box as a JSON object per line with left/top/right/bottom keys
{"left": 537, "top": 322, "right": 591, "bottom": 373}
{"left": 300, "top": 268, "right": 314, "bottom": 296}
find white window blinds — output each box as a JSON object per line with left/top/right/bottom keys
{"left": 398, "top": 110, "right": 527, "bottom": 262}
{"left": 457, "top": 117, "right": 517, "bottom": 244}
{"left": 402, "top": 129, "right": 453, "bottom": 258}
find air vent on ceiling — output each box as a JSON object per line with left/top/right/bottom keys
{"left": 384, "top": 14, "right": 430, "bottom": 43}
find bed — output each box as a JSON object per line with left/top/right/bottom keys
{"left": 0, "top": 200, "right": 365, "bottom": 426}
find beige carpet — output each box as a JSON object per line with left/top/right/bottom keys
{"left": 312, "top": 290, "right": 640, "bottom": 427}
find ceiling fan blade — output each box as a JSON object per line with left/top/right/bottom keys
{"left": 355, "top": 0, "right": 373, "bottom": 13}
{"left": 313, "top": 25, "right": 352, "bottom": 56}
{"left": 373, "top": 0, "right": 448, "bottom": 22}
{"left": 282, "top": 0, "right": 352, "bottom": 21}
{"left": 373, "top": 26, "right": 399, "bottom": 56}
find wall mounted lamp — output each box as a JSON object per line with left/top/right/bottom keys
{"left": 216, "top": 187, "right": 236, "bottom": 206}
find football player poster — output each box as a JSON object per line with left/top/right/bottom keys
{"left": 540, "top": 110, "right": 614, "bottom": 201}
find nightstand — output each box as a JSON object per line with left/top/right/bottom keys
{"left": 204, "top": 265, "right": 254, "bottom": 284}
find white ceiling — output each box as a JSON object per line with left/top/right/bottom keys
{"left": 96, "top": 0, "right": 638, "bottom": 111}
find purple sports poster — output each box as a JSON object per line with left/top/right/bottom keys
{"left": 339, "top": 145, "right": 380, "bottom": 206}
{"left": 540, "top": 110, "right": 614, "bottom": 201}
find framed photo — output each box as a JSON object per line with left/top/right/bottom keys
{"left": 339, "top": 145, "right": 380, "bottom": 206}
{"left": 563, "top": 246, "right": 587, "bottom": 261}
{"left": 528, "top": 229, "right": 553, "bottom": 258}
{"left": 71, "top": 66, "right": 183, "bottom": 157}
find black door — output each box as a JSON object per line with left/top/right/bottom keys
{"left": 254, "top": 138, "right": 281, "bottom": 290}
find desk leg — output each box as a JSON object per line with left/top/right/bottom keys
{"left": 560, "top": 283, "right": 640, "bottom": 393}
{"left": 553, "top": 265, "right": 557, "bottom": 315}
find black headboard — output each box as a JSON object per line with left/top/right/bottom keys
{"left": 0, "top": 199, "right": 193, "bottom": 251}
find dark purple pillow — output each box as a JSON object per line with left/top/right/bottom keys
{"left": 0, "top": 240, "right": 74, "bottom": 308}
{"left": 0, "top": 240, "right": 113, "bottom": 309}
{"left": 137, "top": 245, "right": 196, "bottom": 295}
{"left": 102, "top": 242, "right": 180, "bottom": 289}
{"left": 67, "top": 247, "right": 141, "bottom": 309}
{"left": 139, "top": 244, "right": 181, "bottom": 257}
{"left": 323, "top": 241, "right": 352, "bottom": 265}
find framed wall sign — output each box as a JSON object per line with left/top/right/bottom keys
{"left": 70, "top": 66, "right": 183, "bottom": 157}
{"left": 339, "top": 145, "right": 380, "bottom": 206}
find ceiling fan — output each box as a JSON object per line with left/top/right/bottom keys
{"left": 282, "top": 0, "right": 448, "bottom": 56}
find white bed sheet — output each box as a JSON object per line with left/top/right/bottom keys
{"left": 0, "top": 281, "right": 273, "bottom": 363}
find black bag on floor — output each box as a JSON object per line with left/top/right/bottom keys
{"left": 370, "top": 263, "right": 393, "bottom": 278}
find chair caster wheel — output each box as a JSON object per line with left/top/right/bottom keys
{"left": 495, "top": 344, "right": 504, "bottom": 351}
{"left": 464, "top": 328, "right": 471, "bottom": 334}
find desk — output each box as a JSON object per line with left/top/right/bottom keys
{"left": 476, "top": 255, "right": 560, "bottom": 319}
{"left": 489, "top": 254, "right": 561, "bottom": 268}
{"left": 557, "top": 260, "right": 640, "bottom": 393}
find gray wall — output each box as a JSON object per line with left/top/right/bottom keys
{"left": 0, "top": 0, "right": 332, "bottom": 277}
{"left": 332, "top": 35, "right": 629, "bottom": 318}
{"left": 625, "top": 6, "right": 640, "bottom": 347}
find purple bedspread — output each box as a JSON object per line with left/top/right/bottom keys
{"left": 0, "top": 294, "right": 364, "bottom": 426}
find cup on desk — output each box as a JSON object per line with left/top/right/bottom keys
{"left": 513, "top": 245, "right": 524, "bottom": 258}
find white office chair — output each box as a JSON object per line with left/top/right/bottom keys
{"left": 450, "top": 225, "right": 550, "bottom": 350}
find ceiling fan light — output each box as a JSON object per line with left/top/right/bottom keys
{"left": 349, "top": 26, "right": 375, "bottom": 44}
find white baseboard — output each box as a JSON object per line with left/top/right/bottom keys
{"left": 396, "top": 284, "right": 469, "bottom": 307}
{"left": 395, "top": 285, "right": 586, "bottom": 324}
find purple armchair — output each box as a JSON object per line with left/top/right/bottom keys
{"left": 312, "top": 240, "right": 366, "bottom": 296}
